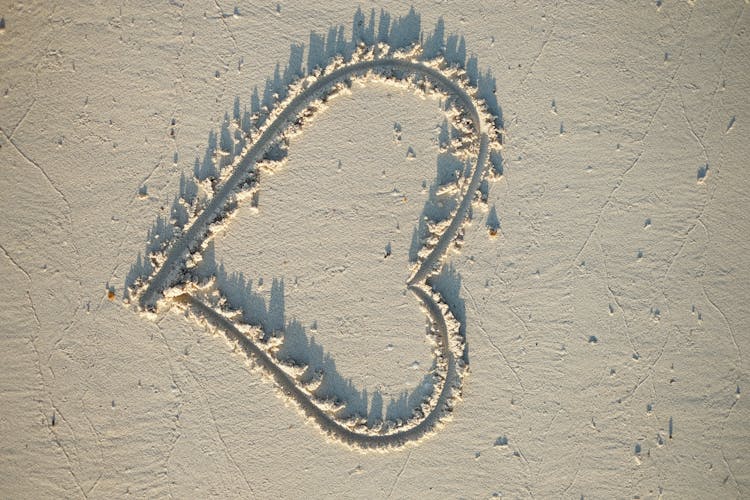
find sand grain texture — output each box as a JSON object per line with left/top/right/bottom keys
{"left": 1, "top": 1, "right": 749, "bottom": 498}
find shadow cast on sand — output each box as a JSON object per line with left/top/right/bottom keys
{"left": 126, "top": 6, "right": 503, "bottom": 432}
{"left": 189, "top": 242, "right": 435, "bottom": 427}
{"left": 127, "top": 6, "right": 503, "bottom": 295}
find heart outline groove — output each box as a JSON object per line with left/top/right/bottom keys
{"left": 126, "top": 9, "right": 504, "bottom": 450}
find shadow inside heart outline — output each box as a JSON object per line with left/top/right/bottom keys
{"left": 186, "top": 246, "right": 455, "bottom": 427}
{"left": 126, "top": 8, "right": 504, "bottom": 449}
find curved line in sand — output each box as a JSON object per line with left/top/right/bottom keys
{"left": 139, "top": 56, "right": 490, "bottom": 310}
{"left": 136, "top": 51, "right": 500, "bottom": 448}
{"left": 174, "top": 284, "right": 456, "bottom": 449}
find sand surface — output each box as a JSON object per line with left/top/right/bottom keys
{"left": 1, "top": 1, "right": 749, "bottom": 498}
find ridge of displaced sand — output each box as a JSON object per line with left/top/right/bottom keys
{"left": 130, "top": 43, "right": 503, "bottom": 449}
{"left": 137, "top": 47, "right": 498, "bottom": 310}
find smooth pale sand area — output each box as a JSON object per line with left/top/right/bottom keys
{"left": 1, "top": 2, "right": 749, "bottom": 498}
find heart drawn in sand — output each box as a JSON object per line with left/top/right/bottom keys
{"left": 127, "top": 11, "right": 503, "bottom": 449}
